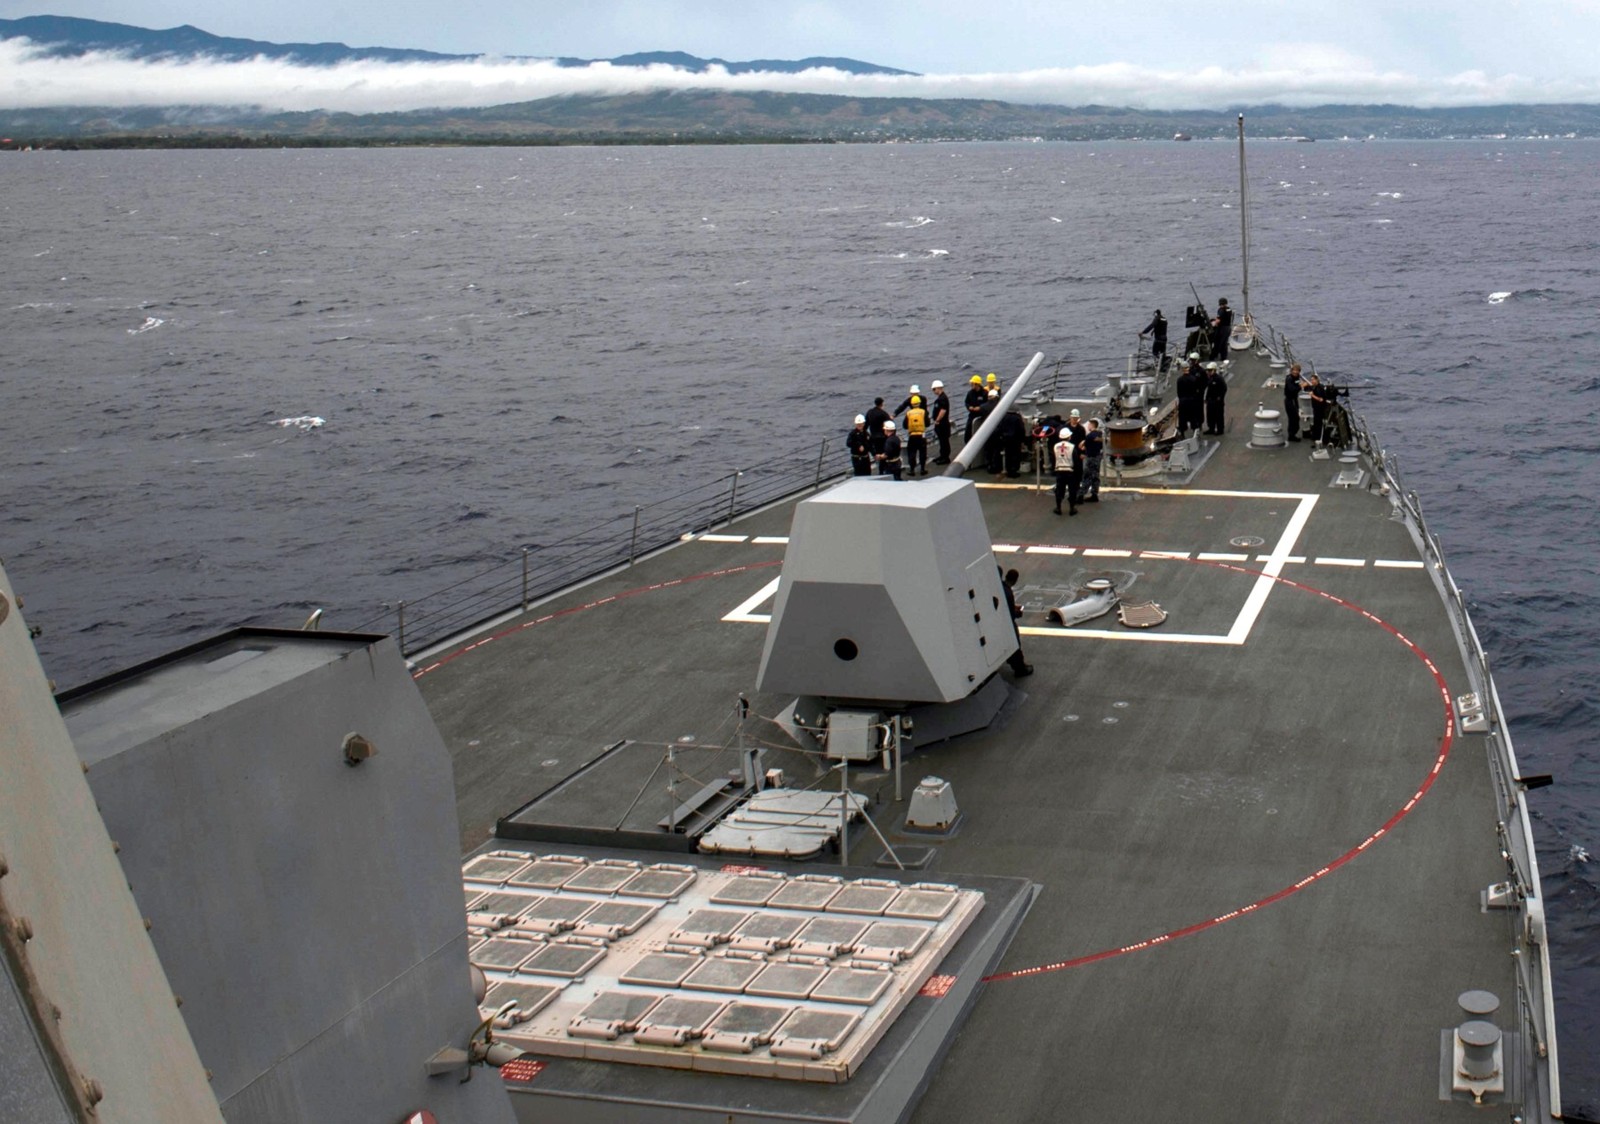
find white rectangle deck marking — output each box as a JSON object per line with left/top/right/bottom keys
{"left": 700, "top": 534, "right": 748, "bottom": 543}
{"left": 1314, "top": 557, "right": 1366, "bottom": 567}
{"left": 1374, "top": 559, "right": 1425, "bottom": 569}
{"left": 723, "top": 487, "right": 1324, "bottom": 649}
{"left": 722, "top": 576, "right": 781, "bottom": 623}
{"left": 1017, "top": 491, "right": 1319, "bottom": 648}
{"left": 752, "top": 536, "right": 790, "bottom": 545}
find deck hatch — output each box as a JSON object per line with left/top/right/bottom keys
{"left": 711, "top": 873, "right": 788, "bottom": 906}
{"left": 485, "top": 981, "right": 563, "bottom": 1023}
{"left": 463, "top": 855, "right": 531, "bottom": 882}
{"left": 469, "top": 891, "right": 541, "bottom": 918}
{"left": 562, "top": 861, "right": 642, "bottom": 893}
{"left": 573, "top": 901, "right": 659, "bottom": 938}
{"left": 884, "top": 886, "right": 960, "bottom": 921}
{"left": 746, "top": 962, "right": 828, "bottom": 1000}
{"left": 702, "top": 1003, "right": 792, "bottom": 1053}
{"left": 730, "top": 913, "right": 808, "bottom": 952}
{"left": 813, "top": 967, "right": 894, "bottom": 1006}
{"left": 618, "top": 865, "right": 699, "bottom": 899}
{"left": 568, "top": 991, "right": 663, "bottom": 1040}
{"left": 621, "top": 951, "right": 703, "bottom": 988}
{"left": 472, "top": 935, "right": 544, "bottom": 970}
{"left": 517, "top": 896, "right": 597, "bottom": 933}
{"left": 825, "top": 882, "right": 901, "bottom": 915}
{"left": 520, "top": 942, "right": 609, "bottom": 979}
{"left": 771, "top": 1009, "right": 861, "bottom": 1059}
{"left": 768, "top": 876, "right": 843, "bottom": 910}
{"left": 634, "top": 996, "right": 728, "bottom": 1046}
{"left": 508, "top": 858, "right": 588, "bottom": 890}
{"left": 682, "top": 957, "right": 767, "bottom": 993}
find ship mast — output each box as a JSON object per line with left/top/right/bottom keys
{"left": 1238, "top": 113, "right": 1250, "bottom": 323}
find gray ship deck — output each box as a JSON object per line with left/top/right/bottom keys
{"left": 417, "top": 346, "right": 1526, "bottom": 1121}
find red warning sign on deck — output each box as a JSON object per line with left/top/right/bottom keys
{"left": 918, "top": 974, "right": 956, "bottom": 998}
{"left": 500, "top": 1058, "right": 547, "bottom": 1084}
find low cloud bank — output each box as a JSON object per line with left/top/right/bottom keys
{"left": 3, "top": 38, "right": 1598, "bottom": 113}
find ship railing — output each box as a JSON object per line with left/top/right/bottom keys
{"left": 1348, "top": 410, "right": 1562, "bottom": 1117}
{"left": 349, "top": 435, "right": 853, "bottom": 657}
{"left": 1027, "top": 352, "right": 1163, "bottom": 406}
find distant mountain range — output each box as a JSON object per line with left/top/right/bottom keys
{"left": 5, "top": 16, "right": 1600, "bottom": 145}
{"left": 0, "top": 16, "right": 915, "bottom": 74}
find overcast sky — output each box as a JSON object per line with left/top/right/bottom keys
{"left": 6, "top": 0, "right": 1600, "bottom": 112}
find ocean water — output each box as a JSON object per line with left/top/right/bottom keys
{"left": 3, "top": 139, "right": 1597, "bottom": 1105}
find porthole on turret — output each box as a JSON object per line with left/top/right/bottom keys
{"left": 834, "top": 638, "right": 859, "bottom": 661}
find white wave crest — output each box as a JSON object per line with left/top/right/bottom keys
{"left": 274, "top": 415, "right": 326, "bottom": 430}
{"left": 127, "top": 316, "right": 165, "bottom": 335}
{"left": 1487, "top": 291, "right": 1513, "bottom": 304}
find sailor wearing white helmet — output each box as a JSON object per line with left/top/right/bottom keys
{"left": 930, "top": 379, "right": 953, "bottom": 464}
{"left": 847, "top": 412, "right": 873, "bottom": 476}
{"left": 877, "top": 420, "right": 903, "bottom": 481}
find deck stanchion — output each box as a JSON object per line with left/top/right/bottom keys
{"left": 396, "top": 600, "right": 406, "bottom": 655}
{"left": 726, "top": 471, "right": 742, "bottom": 526}
{"left": 839, "top": 756, "right": 849, "bottom": 868}
{"left": 814, "top": 438, "right": 829, "bottom": 490}
{"left": 629, "top": 506, "right": 641, "bottom": 566}
{"left": 521, "top": 548, "right": 530, "bottom": 610}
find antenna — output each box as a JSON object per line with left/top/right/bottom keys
{"left": 1238, "top": 113, "right": 1251, "bottom": 323}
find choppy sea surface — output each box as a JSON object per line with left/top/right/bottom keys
{"left": 3, "top": 139, "right": 1597, "bottom": 1106}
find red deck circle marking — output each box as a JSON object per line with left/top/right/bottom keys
{"left": 983, "top": 555, "right": 1455, "bottom": 982}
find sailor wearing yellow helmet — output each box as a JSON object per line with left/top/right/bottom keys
{"left": 963, "top": 375, "right": 987, "bottom": 441}
{"left": 903, "top": 393, "right": 929, "bottom": 476}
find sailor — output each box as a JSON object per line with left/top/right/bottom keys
{"left": 1063, "top": 406, "right": 1086, "bottom": 448}
{"left": 1283, "top": 363, "right": 1303, "bottom": 441}
{"left": 1139, "top": 309, "right": 1168, "bottom": 370}
{"left": 982, "top": 390, "right": 1005, "bottom": 474}
{"left": 847, "top": 414, "right": 873, "bottom": 475}
{"left": 1052, "top": 423, "right": 1080, "bottom": 516}
{"left": 996, "top": 399, "right": 1027, "bottom": 478}
{"left": 1306, "top": 374, "right": 1327, "bottom": 445}
{"left": 1080, "top": 418, "right": 1104, "bottom": 501}
{"left": 864, "top": 397, "right": 891, "bottom": 456}
{"left": 963, "top": 375, "right": 986, "bottom": 441}
{"left": 903, "top": 395, "right": 930, "bottom": 476}
{"left": 877, "top": 420, "right": 903, "bottom": 480}
{"left": 1001, "top": 567, "right": 1033, "bottom": 676}
{"left": 930, "top": 379, "right": 952, "bottom": 464}
{"left": 893, "top": 384, "right": 923, "bottom": 416}
{"left": 1211, "top": 297, "right": 1234, "bottom": 362}
{"left": 1175, "top": 361, "right": 1204, "bottom": 437}
{"left": 985, "top": 371, "right": 1001, "bottom": 396}
{"left": 1203, "top": 362, "right": 1227, "bottom": 434}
